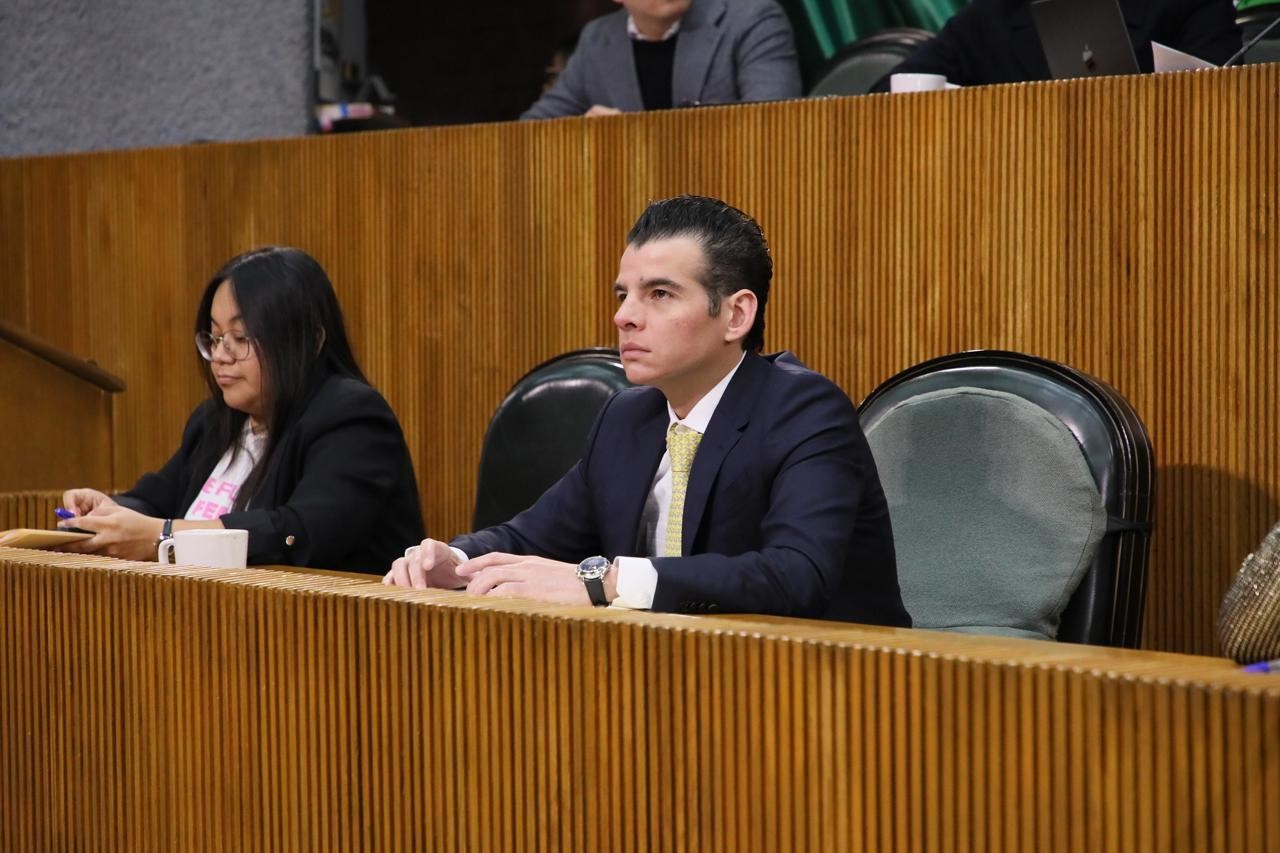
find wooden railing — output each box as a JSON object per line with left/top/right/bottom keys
{"left": 0, "top": 319, "right": 126, "bottom": 393}
{"left": 2, "top": 66, "right": 1277, "bottom": 654}
{"left": 1, "top": 547, "right": 1276, "bottom": 851}
{"left": 0, "top": 328, "right": 121, "bottom": 491}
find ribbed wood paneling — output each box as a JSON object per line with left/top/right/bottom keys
{"left": 1, "top": 548, "right": 1277, "bottom": 851}
{"left": 0, "top": 66, "right": 1276, "bottom": 655}
{"left": 0, "top": 491, "right": 63, "bottom": 531}
{"left": 0, "top": 341, "right": 114, "bottom": 490}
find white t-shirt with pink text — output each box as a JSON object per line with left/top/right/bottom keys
{"left": 184, "top": 422, "right": 268, "bottom": 521}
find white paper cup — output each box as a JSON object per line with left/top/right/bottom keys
{"left": 890, "top": 73, "right": 949, "bottom": 93}
{"left": 157, "top": 528, "right": 249, "bottom": 569}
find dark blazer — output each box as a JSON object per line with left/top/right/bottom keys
{"left": 522, "top": 0, "right": 801, "bottom": 120}
{"left": 117, "top": 373, "right": 424, "bottom": 574}
{"left": 454, "top": 352, "right": 911, "bottom": 626}
{"left": 871, "top": 0, "right": 1242, "bottom": 90}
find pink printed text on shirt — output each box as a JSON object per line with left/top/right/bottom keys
{"left": 191, "top": 475, "right": 240, "bottom": 519}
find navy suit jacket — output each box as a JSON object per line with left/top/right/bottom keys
{"left": 453, "top": 352, "right": 911, "bottom": 627}
{"left": 871, "top": 0, "right": 1241, "bottom": 90}
{"left": 521, "top": 0, "right": 801, "bottom": 120}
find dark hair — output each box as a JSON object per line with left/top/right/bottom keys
{"left": 626, "top": 194, "right": 772, "bottom": 352}
{"left": 193, "top": 247, "right": 367, "bottom": 509}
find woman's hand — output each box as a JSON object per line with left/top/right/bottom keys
{"left": 61, "top": 488, "right": 117, "bottom": 516}
{"left": 60, "top": 503, "right": 164, "bottom": 562}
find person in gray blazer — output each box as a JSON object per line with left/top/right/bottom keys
{"left": 522, "top": 0, "right": 801, "bottom": 120}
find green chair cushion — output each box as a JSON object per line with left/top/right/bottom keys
{"left": 866, "top": 386, "right": 1107, "bottom": 641}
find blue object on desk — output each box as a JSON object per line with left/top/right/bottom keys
{"left": 54, "top": 507, "right": 74, "bottom": 520}
{"left": 1242, "top": 658, "right": 1280, "bottom": 674}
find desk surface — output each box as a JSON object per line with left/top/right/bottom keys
{"left": 4, "top": 545, "right": 1279, "bottom": 851}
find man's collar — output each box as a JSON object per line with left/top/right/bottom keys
{"left": 666, "top": 352, "right": 746, "bottom": 433}
{"left": 626, "top": 15, "right": 682, "bottom": 42}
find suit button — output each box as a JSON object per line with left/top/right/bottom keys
{"left": 285, "top": 535, "right": 296, "bottom": 547}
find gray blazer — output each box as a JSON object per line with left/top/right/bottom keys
{"left": 522, "top": 0, "right": 801, "bottom": 120}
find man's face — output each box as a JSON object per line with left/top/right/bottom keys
{"left": 617, "top": 0, "right": 693, "bottom": 24}
{"left": 613, "top": 236, "right": 739, "bottom": 406}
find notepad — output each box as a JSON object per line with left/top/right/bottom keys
{"left": 0, "top": 528, "right": 93, "bottom": 549}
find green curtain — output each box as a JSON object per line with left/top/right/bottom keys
{"left": 779, "top": 0, "right": 964, "bottom": 83}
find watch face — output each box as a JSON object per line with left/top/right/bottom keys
{"left": 577, "top": 556, "right": 610, "bottom": 581}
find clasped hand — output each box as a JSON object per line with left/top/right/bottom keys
{"left": 58, "top": 488, "right": 163, "bottom": 561}
{"left": 384, "top": 539, "right": 590, "bottom": 606}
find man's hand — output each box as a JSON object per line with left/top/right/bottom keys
{"left": 585, "top": 104, "right": 621, "bottom": 117}
{"left": 457, "top": 553, "right": 593, "bottom": 605}
{"left": 384, "top": 538, "right": 466, "bottom": 589}
{"left": 60, "top": 503, "right": 164, "bottom": 561}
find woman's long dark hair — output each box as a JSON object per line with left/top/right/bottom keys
{"left": 193, "top": 247, "right": 367, "bottom": 510}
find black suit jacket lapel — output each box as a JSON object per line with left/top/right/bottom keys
{"left": 679, "top": 352, "right": 762, "bottom": 553}
{"left": 610, "top": 399, "right": 669, "bottom": 556}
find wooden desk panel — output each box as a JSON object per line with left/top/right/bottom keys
{"left": 1, "top": 549, "right": 1276, "bottom": 851}
{"left": 1, "top": 67, "right": 1277, "bottom": 654}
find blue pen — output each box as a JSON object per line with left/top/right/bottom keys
{"left": 1242, "top": 658, "right": 1280, "bottom": 674}
{"left": 54, "top": 507, "right": 75, "bottom": 520}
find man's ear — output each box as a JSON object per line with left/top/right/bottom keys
{"left": 722, "top": 289, "right": 758, "bottom": 344}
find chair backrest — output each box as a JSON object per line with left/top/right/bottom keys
{"left": 859, "top": 350, "right": 1154, "bottom": 647}
{"left": 472, "top": 348, "right": 631, "bottom": 530}
{"left": 1238, "top": 3, "right": 1280, "bottom": 64}
{"left": 808, "top": 27, "right": 934, "bottom": 97}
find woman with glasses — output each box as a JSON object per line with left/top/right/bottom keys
{"left": 60, "top": 247, "right": 425, "bottom": 573}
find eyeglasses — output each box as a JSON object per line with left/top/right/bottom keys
{"left": 196, "top": 330, "right": 255, "bottom": 362}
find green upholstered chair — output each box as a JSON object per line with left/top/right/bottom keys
{"left": 472, "top": 348, "right": 631, "bottom": 531}
{"left": 859, "top": 351, "right": 1153, "bottom": 646}
{"left": 808, "top": 28, "right": 934, "bottom": 96}
{"left": 1237, "top": 4, "right": 1280, "bottom": 65}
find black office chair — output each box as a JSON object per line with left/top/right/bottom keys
{"left": 808, "top": 28, "right": 934, "bottom": 97}
{"left": 472, "top": 348, "right": 632, "bottom": 530}
{"left": 1237, "top": 4, "right": 1280, "bottom": 64}
{"left": 859, "top": 351, "right": 1154, "bottom": 647}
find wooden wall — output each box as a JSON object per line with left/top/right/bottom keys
{"left": 3, "top": 548, "right": 1278, "bottom": 852}
{"left": 0, "top": 339, "right": 114, "bottom": 491}
{"left": 0, "top": 65, "right": 1276, "bottom": 655}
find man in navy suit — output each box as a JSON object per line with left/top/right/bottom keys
{"left": 386, "top": 195, "right": 910, "bottom": 627}
{"left": 522, "top": 0, "right": 801, "bottom": 120}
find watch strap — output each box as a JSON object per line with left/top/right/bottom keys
{"left": 583, "top": 575, "right": 608, "bottom": 607}
{"left": 156, "top": 518, "right": 174, "bottom": 546}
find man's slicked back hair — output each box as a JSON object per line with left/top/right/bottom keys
{"left": 626, "top": 194, "right": 771, "bottom": 352}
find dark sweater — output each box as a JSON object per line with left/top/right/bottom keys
{"left": 632, "top": 36, "right": 678, "bottom": 110}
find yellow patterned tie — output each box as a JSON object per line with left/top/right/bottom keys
{"left": 663, "top": 423, "right": 703, "bottom": 557}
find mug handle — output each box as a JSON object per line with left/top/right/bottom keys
{"left": 157, "top": 537, "right": 176, "bottom": 565}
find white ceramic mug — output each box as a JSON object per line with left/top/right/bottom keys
{"left": 157, "top": 528, "right": 249, "bottom": 569}
{"left": 890, "top": 73, "right": 949, "bottom": 93}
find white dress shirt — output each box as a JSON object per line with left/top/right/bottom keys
{"left": 626, "top": 16, "right": 682, "bottom": 42}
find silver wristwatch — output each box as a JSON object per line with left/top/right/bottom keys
{"left": 576, "top": 555, "right": 611, "bottom": 606}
